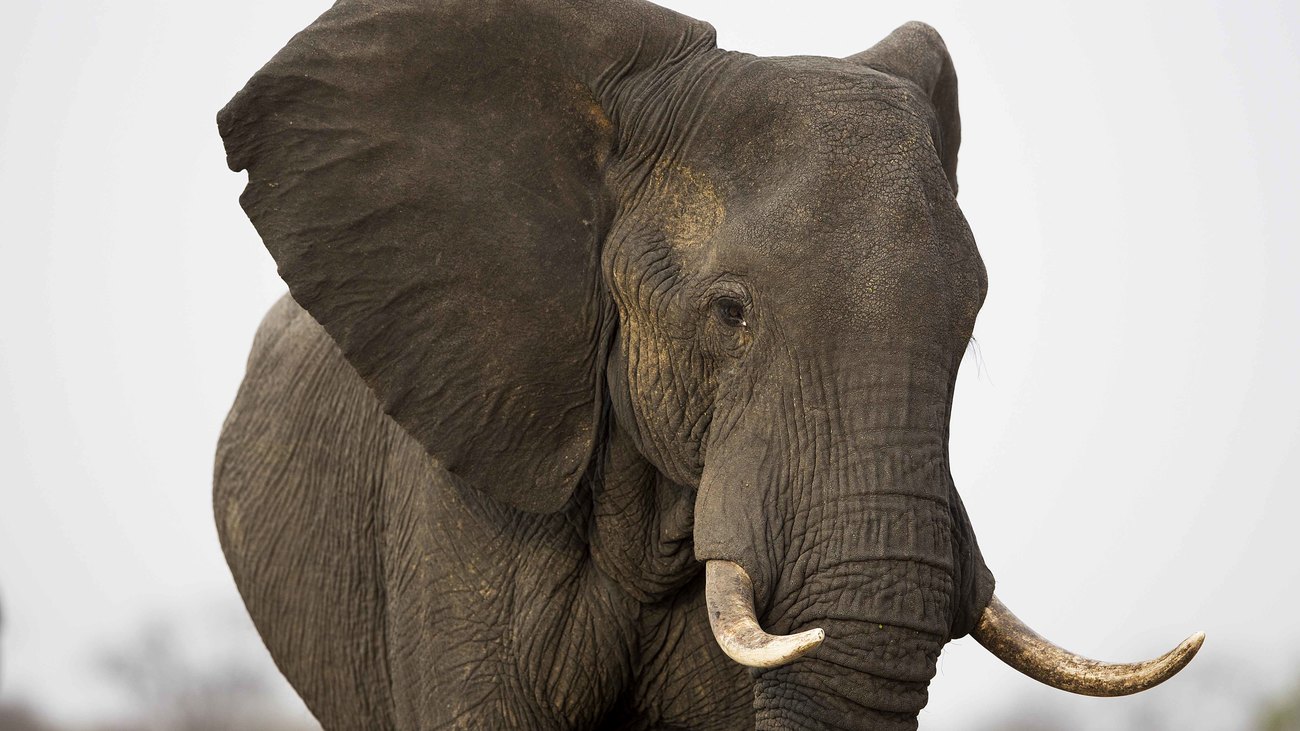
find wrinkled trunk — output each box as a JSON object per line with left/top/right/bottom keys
{"left": 752, "top": 619, "right": 940, "bottom": 730}
{"left": 695, "top": 355, "right": 993, "bottom": 729}
{"left": 752, "top": 473, "right": 986, "bottom": 730}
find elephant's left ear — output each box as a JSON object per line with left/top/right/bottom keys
{"left": 218, "top": 0, "right": 717, "bottom": 513}
{"left": 848, "top": 21, "right": 961, "bottom": 194}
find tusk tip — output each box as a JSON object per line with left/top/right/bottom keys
{"left": 1119, "top": 630, "right": 1205, "bottom": 695}
{"left": 1173, "top": 631, "right": 1206, "bottom": 662}
{"left": 795, "top": 627, "right": 826, "bottom": 652}
{"left": 737, "top": 626, "right": 824, "bottom": 668}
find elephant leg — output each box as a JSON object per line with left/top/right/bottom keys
{"left": 215, "top": 294, "right": 396, "bottom": 729}
{"left": 219, "top": 295, "right": 639, "bottom": 729}
{"left": 377, "top": 413, "right": 643, "bottom": 729}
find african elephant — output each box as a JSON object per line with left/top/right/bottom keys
{"left": 213, "top": 1, "right": 1203, "bottom": 728}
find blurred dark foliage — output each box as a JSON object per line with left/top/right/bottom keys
{"left": 0, "top": 702, "right": 65, "bottom": 731}
{"left": 0, "top": 699, "right": 317, "bottom": 731}
{"left": 0, "top": 605, "right": 319, "bottom": 731}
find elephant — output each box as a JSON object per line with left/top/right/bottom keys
{"left": 213, "top": 1, "right": 1204, "bottom": 728}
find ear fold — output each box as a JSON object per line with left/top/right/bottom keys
{"left": 218, "top": 0, "right": 716, "bottom": 513}
{"left": 848, "top": 21, "right": 961, "bottom": 194}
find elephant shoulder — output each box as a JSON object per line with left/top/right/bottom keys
{"left": 214, "top": 292, "right": 398, "bottom": 729}
{"left": 243, "top": 291, "right": 301, "bottom": 367}
{"left": 234, "top": 292, "right": 352, "bottom": 392}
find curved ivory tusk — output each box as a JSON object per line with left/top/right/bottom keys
{"left": 704, "top": 560, "right": 825, "bottom": 668}
{"left": 972, "top": 594, "right": 1205, "bottom": 697}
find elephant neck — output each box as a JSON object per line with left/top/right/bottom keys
{"left": 588, "top": 421, "right": 700, "bottom": 604}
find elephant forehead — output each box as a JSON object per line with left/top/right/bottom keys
{"left": 692, "top": 59, "right": 965, "bottom": 253}
{"left": 610, "top": 52, "right": 985, "bottom": 335}
{"left": 702, "top": 55, "right": 945, "bottom": 179}
{"left": 716, "top": 65, "right": 982, "bottom": 334}
{"left": 742, "top": 219, "right": 985, "bottom": 343}
{"left": 714, "top": 206, "right": 981, "bottom": 349}
{"left": 612, "top": 53, "right": 951, "bottom": 251}
{"left": 712, "top": 154, "right": 983, "bottom": 338}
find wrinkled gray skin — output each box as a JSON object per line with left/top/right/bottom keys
{"left": 216, "top": 1, "right": 995, "bottom": 729}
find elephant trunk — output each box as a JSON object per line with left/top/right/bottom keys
{"left": 697, "top": 452, "right": 987, "bottom": 727}
{"left": 704, "top": 558, "right": 949, "bottom": 731}
{"left": 750, "top": 620, "right": 944, "bottom": 731}
{"left": 768, "top": 477, "right": 977, "bottom": 730}
{"left": 694, "top": 354, "right": 993, "bottom": 729}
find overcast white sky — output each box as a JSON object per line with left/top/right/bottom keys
{"left": 2, "top": 0, "right": 1298, "bottom": 728}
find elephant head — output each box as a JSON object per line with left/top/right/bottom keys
{"left": 218, "top": 0, "right": 1202, "bottom": 727}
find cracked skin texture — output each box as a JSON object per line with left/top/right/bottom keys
{"left": 217, "top": 296, "right": 751, "bottom": 729}
{"left": 217, "top": 1, "right": 993, "bottom": 728}
{"left": 645, "top": 161, "right": 726, "bottom": 251}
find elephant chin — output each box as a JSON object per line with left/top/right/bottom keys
{"left": 703, "top": 560, "right": 1204, "bottom": 717}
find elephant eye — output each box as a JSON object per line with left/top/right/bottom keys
{"left": 714, "top": 297, "right": 747, "bottom": 328}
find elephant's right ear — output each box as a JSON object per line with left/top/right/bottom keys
{"left": 218, "top": 0, "right": 716, "bottom": 513}
{"left": 848, "top": 22, "right": 961, "bottom": 194}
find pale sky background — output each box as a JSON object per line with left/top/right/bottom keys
{"left": 1, "top": 0, "right": 1298, "bottom": 728}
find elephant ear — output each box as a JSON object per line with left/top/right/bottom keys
{"left": 848, "top": 21, "right": 961, "bottom": 194}
{"left": 218, "top": 0, "right": 716, "bottom": 513}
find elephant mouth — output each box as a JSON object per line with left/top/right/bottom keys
{"left": 703, "top": 559, "right": 1204, "bottom": 697}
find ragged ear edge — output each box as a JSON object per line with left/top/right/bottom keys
{"left": 218, "top": 0, "right": 717, "bottom": 513}
{"left": 848, "top": 21, "right": 961, "bottom": 194}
